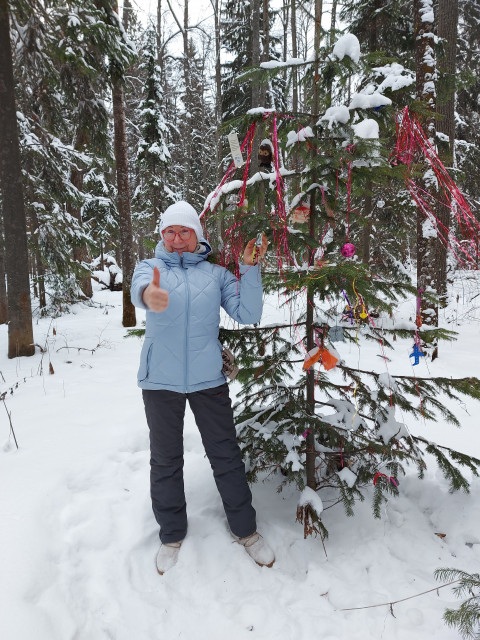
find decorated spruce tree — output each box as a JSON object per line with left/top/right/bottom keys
{"left": 202, "top": 31, "right": 480, "bottom": 537}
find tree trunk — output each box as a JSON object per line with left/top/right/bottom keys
{"left": 30, "top": 209, "right": 46, "bottom": 310}
{"left": 182, "top": 0, "right": 193, "bottom": 201}
{"left": 123, "top": 0, "right": 133, "bottom": 31}
{"left": 68, "top": 132, "right": 93, "bottom": 299}
{"left": 251, "top": 0, "right": 261, "bottom": 176}
{"left": 0, "top": 0, "right": 35, "bottom": 357}
{"left": 282, "top": 0, "right": 289, "bottom": 87}
{"left": 415, "top": 0, "right": 438, "bottom": 357}
{"left": 436, "top": 0, "right": 458, "bottom": 300}
{"left": 260, "top": 0, "right": 269, "bottom": 106}
{"left": 361, "top": 185, "right": 373, "bottom": 264}
{"left": 305, "top": 0, "right": 323, "bottom": 491}
{"left": 291, "top": 0, "right": 298, "bottom": 114}
{"left": 360, "top": 2, "right": 378, "bottom": 265}
{"left": 329, "top": 0, "right": 337, "bottom": 45}
{"left": 213, "top": 0, "right": 224, "bottom": 247}
{"left": 112, "top": 2, "right": 136, "bottom": 327}
{"left": 0, "top": 212, "right": 8, "bottom": 324}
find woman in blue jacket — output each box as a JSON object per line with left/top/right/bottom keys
{"left": 131, "top": 201, "right": 274, "bottom": 574}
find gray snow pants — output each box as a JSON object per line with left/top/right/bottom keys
{"left": 142, "top": 383, "right": 256, "bottom": 544}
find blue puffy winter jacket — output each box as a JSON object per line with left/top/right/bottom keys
{"left": 131, "top": 240, "right": 263, "bottom": 392}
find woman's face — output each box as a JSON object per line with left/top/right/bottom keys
{"left": 162, "top": 225, "right": 198, "bottom": 255}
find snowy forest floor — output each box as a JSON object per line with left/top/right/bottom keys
{"left": 1, "top": 274, "right": 480, "bottom": 640}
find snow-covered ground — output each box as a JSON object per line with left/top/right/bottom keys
{"left": 1, "top": 277, "right": 479, "bottom": 640}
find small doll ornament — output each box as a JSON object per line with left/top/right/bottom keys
{"left": 258, "top": 141, "right": 273, "bottom": 170}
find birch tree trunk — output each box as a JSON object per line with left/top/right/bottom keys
{"left": 112, "top": 1, "right": 136, "bottom": 327}
{"left": 415, "top": 0, "right": 438, "bottom": 357}
{"left": 436, "top": 0, "right": 458, "bottom": 300}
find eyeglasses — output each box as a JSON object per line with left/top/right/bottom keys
{"left": 163, "top": 229, "right": 192, "bottom": 240}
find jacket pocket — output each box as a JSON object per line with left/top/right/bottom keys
{"left": 138, "top": 340, "right": 153, "bottom": 382}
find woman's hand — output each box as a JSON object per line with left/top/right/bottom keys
{"left": 142, "top": 266, "right": 169, "bottom": 312}
{"left": 243, "top": 233, "right": 268, "bottom": 265}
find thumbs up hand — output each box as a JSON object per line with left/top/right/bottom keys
{"left": 142, "top": 266, "right": 169, "bottom": 312}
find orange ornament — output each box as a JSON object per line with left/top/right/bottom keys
{"left": 303, "top": 346, "right": 339, "bottom": 371}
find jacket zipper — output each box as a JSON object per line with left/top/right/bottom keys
{"left": 182, "top": 255, "right": 190, "bottom": 392}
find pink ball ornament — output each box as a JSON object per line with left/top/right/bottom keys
{"left": 340, "top": 242, "right": 356, "bottom": 258}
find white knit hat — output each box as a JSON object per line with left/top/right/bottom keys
{"left": 159, "top": 201, "right": 204, "bottom": 241}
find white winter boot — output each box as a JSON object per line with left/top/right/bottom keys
{"left": 233, "top": 531, "right": 275, "bottom": 568}
{"left": 156, "top": 540, "right": 183, "bottom": 575}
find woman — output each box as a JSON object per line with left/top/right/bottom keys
{"left": 131, "top": 201, "right": 274, "bottom": 574}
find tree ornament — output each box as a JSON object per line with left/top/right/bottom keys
{"left": 373, "top": 472, "right": 398, "bottom": 486}
{"left": 341, "top": 242, "right": 356, "bottom": 257}
{"left": 258, "top": 139, "right": 273, "bottom": 170}
{"left": 303, "top": 346, "right": 339, "bottom": 371}
{"left": 290, "top": 204, "right": 310, "bottom": 224}
{"left": 303, "top": 346, "right": 322, "bottom": 370}
{"left": 329, "top": 326, "right": 345, "bottom": 342}
{"left": 409, "top": 343, "right": 425, "bottom": 365}
{"left": 227, "top": 131, "right": 244, "bottom": 168}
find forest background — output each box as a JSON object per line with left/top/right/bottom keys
{"left": 0, "top": 0, "right": 477, "bottom": 339}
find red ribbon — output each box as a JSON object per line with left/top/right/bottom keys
{"left": 373, "top": 472, "right": 398, "bottom": 487}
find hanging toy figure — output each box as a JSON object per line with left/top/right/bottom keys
{"left": 252, "top": 232, "right": 265, "bottom": 264}
{"left": 410, "top": 343, "right": 425, "bottom": 366}
{"left": 341, "top": 242, "right": 356, "bottom": 258}
{"left": 258, "top": 139, "right": 274, "bottom": 171}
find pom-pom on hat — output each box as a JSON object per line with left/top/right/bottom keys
{"left": 159, "top": 201, "right": 204, "bottom": 241}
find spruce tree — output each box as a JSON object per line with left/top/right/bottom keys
{"left": 435, "top": 568, "right": 480, "bottom": 639}
{"left": 204, "top": 31, "right": 480, "bottom": 537}
{"left": 133, "top": 26, "right": 173, "bottom": 256}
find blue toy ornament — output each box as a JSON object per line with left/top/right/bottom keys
{"left": 409, "top": 343, "right": 425, "bottom": 365}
